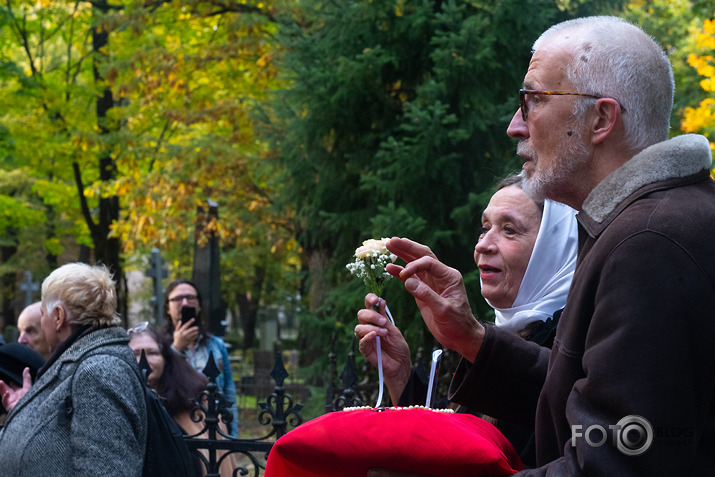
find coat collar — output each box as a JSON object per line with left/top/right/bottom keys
{"left": 5, "top": 327, "right": 129, "bottom": 421}
{"left": 578, "top": 134, "right": 712, "bottom": 232}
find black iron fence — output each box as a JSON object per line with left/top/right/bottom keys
{"left": 139, "top": 351, "right": 303, "bottom": 477}
{"left": 325, "top": 343, "right": 456, "bottom": 412}
{"left": 150, "top": 343, "right": 454, "bottom": 476}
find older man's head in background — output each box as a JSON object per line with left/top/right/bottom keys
{"left": 17, "top": 302, "right": 50, "bottom": 360}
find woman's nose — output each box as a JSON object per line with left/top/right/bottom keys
{"left": 475, "top": 233, "right": 497, "bottom": 253}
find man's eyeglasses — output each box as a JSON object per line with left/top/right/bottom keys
{"left": 127, "top": 321, "right": 149, "bottom": 335}
{"left": 519, "top": 89, "right": 603, "bottom": 121}
{"left": 168, "top": 294, "right": 198, "bottom": 303}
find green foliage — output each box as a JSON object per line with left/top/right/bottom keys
{"left": 269, "top": 0, "right": 616, "bottom": 370}
{"left": 0, "top": 0, "right": 300, "bottom": 327}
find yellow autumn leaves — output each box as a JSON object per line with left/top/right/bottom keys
{"left": 681, "top": 19, "right": 715, "bottom": 177}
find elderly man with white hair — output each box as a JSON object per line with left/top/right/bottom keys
{"left": 370, "top": 15, "right": 715, "bottom": 477}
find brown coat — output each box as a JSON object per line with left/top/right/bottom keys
{"left": 450, "top": 135, "right": 715, "bottom": 475}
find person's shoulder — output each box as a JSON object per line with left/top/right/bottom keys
{"left": 614, "top": 177, "right": 715, "bottom": 234}
{"left": 646, "top": 178, "right": 715, "bottom": 234}
{"left": 75, "top": 343, "right": 140, "bottom": 385}
{"left": 77, "top": 350, "right": 133, "bottom": 374}
{"left": 207, "top": 334, "right": 228, "bottom": 347}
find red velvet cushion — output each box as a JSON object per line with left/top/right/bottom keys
{"left": 265, "top": 407, "right": 524, "bottom": 477}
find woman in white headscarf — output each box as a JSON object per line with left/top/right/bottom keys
{"left": 489, "top": 186, "right": 577, "bottom": 341}
{"left": 356, "top": 174, "right": 577, "bottom": 398}
{"left": 354, "top": 174, "right": 577, "bottom": 464}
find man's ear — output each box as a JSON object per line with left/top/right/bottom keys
{"left": 53, "top": 305, "right": 67, "bottom": 331}
{"left": 591, "top": 98, "right": 623, "bottom": 145}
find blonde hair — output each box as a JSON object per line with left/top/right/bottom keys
{"left": 42, "top": 263, "right": 121, "bottom": 328}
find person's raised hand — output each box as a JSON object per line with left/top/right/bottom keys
{"left": 355, "top": 294, "right": 412, "bottom": 403}
{"left": 173, "top": 318, "right": 200, "bottom": 352}
{"left": 0, "top": 367, "right": 32, "bottom": 412}
{"left": 386, "top": 237, "right": 484, "bottom": 362}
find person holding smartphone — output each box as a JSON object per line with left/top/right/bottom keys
{"left": 163, "top": 279, "right": 239, "bottom": 437}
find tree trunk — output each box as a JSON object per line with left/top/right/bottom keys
{"left": 307, "top": 247, "right": 330, "bottom": 314}
{"left": 236, "top": 264, "right": 266, "bottom": 350}
{"left": 236, "top": 292, "right": 258, "bottom": 350}
{"left": 89, "top": 0, "right": 126, "bottom": 322}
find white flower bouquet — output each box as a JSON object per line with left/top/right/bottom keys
{"left": 346, "top": 238, "right": 398, "bottom": 407}
{"left": 345, "top": 238, "right": 397, "bottom": 297}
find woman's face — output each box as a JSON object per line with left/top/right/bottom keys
{"left": 167, "top": 283, "right": 201, "bottom": 326}
{"left": 474, "top": 185, "right": 542, "bottom": 309}
{"left": 129, "top": 334, "right": 165, "bottom": 388}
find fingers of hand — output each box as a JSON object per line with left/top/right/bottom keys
{"left": 385, "top": 263, "right": 403, "bottom": 278}
{"left": 22, "top": 367, "right": 31, "bottom": 390}
{"left": 355, "top": 324, "right": 386, "bottom": 341}
{"left": 399, "top": 256, "right": 453, "bottom": 280}
{"left": 364, "top": 293, "right": 380, "bottom": 308}
{"left": 386, "top": 237, "right": 431, "bottom": 263}
{"left": 357, "top": 309, "right": 387, "bottom": 327}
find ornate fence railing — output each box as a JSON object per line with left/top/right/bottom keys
{"left": 139, "top": 350, "right": 303, "bottom": 477}
{"left": 138, "top": 341, "right": 453, "bottom": 475}
{"left": 324, "top": 338, "right": 455, "bottom": 412}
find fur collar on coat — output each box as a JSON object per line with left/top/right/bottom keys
{"left": 582, "top": 134, "right": 712, "bottom": 223}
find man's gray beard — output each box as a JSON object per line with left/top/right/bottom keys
{"left": 519, "top": 168, "right": 546, "bottom": 202}
{"left": 517, "top": 130, "right": 590, "bottom": 202}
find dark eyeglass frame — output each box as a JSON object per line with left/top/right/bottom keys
{"left": 519, "top": 89, "right": 621, "bottom": 121}
{"left": 168, "top": 294, "right": 199, "bottom": 303}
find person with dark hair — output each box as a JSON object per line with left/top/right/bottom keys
{"left": 128, "top": 325, "right": 236, "bottom": 477}
{"left": 0, "top": 263, "right": 147, "bottom": 476}
{"left": 129, "top": 325, "right": 207, "bottom": 418}
{"left": 162, "top": 279, "right": 238, "bottom": 436}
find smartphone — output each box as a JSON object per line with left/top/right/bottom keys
{"left": 181, "top": 306, "right": 197, "bottom": 327}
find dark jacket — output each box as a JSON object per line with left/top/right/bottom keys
{"left": 0, "top": 326, "right": 147, "bottom": 476}
{"left": 449, "top": 134, "right": 715, "bottom": 475}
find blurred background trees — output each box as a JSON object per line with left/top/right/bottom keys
{"left": 0, "top": 0, "right": 713, "bottom": 391}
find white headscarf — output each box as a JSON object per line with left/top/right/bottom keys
{"left": 490, "top": 199, "right": 578, "bottom": 332}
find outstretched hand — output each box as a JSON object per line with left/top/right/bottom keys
{"left": 355, "top": 294, "right": 413, "bottom": 404}
{"left": 386, "top": 237, "right": 484, "bottom": 362}
{"left": 0, "top": 367, "right": 32, "bottom": 412}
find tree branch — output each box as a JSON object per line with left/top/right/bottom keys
{"left": 73, "top": 162, "right": 99, "bottom": 238}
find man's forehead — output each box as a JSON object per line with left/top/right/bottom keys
{"left": 523, "top": 41, "right": 574, "bottom": 89}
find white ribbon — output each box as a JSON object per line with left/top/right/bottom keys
{"left": 425, "top": 349, "right": 442, "bottom": 408}
{"left": 374, "top": 300, "right": 395, "bottom": 408}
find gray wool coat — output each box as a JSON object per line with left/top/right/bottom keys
{"left": 0, "top": 326, "right": 147, "bottom": 476}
